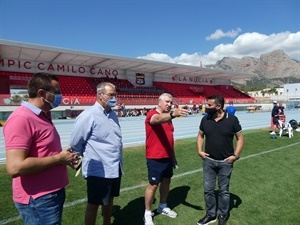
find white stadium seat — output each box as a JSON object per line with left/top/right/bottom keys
{"left": 278, "top": 120, "right": 293, "bottom": 138}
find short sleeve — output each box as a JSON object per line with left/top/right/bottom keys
{"left": 4, "top": 115, "right": 33, "bottom": 150}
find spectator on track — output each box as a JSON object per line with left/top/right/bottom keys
{"left": 278, "top": 101, "right": 285, "bottom": 115}
{"left": 270, "top": 101, "right": 280, "bottom": 135}
{"left": 225, "top": 101, "right": 236, "bottom": 115}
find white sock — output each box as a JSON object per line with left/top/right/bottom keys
{"left": 145, "top": 210, "right": 152, "bottom": 215}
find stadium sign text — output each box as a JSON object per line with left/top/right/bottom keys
{"left": 172, "top": 75, "right": 213, "bottom": 84}
{"left": 62, "top": 97, "right": 81, "bottom": 105}
{"left": 0, "top": 59, "right": 119, "bottom": 77}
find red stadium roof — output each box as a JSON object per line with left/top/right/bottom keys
{"left": 0, "top": 39, "right": 257, "bottom": 81}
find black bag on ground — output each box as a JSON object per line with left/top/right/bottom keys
{"left": 289, "top": 119, "right": 298, "bottom": 129}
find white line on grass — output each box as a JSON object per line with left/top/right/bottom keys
{"left": 1, "top": 142, "right": 299, "bottom": 225}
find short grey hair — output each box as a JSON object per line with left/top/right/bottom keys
{"left": 96, "top": 82, "right": 116, "bottom": 93}
{"left": 159, "top": 93, "right": 173, "bottom": 101}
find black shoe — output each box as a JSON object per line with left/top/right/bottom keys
{"left": 218, "top": 215, "right": 227, "bottom": 225}
{"left": 197, "top": 214, "right": 217, "bottom": 225}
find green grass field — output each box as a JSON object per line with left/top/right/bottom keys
{"left": 1, "top": 128, "right": 300, "bottom": 225}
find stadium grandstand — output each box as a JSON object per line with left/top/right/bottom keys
{"left": 0, "top": 39, "right": 257, "bottom": 120}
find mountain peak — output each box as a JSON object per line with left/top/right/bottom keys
{"left": 207, "top": 49, "right": 300, "bottom": 86}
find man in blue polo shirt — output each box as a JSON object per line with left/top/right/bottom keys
{"left": 196, "top": 94, "right": 244, "bottom": 225}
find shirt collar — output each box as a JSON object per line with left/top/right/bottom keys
{"left": 95, "top": 101, "right": 111, "bottom": 116}
{"left": 21, "top": 100, "right": 52, "bottom": 120}
{"left": 21, "top": 101, "right": 42, "bottom": 115}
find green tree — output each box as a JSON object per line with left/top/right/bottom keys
{"left": 10, "top": 95, "right": 23, "bottom": 104}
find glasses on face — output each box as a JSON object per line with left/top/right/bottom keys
{"left": 44, "top": 90, "right": 61, "bottom": 95}
{"left": 102, "top": 92, "right": 117, "bottom": 98}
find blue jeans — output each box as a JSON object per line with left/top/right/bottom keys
{"left": 202, "top": 157, "right": 233, "bottom": 217}
{"left": 14, "top": 188, "right": 65, "bottom": 225}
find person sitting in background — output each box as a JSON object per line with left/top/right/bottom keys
{"left": 132, "top": 108, "right": 139, "bottom": 116}
{"left": 193, "top": 103, "right": 197, "bottom": 113}
{"left": 142, "top": 107, "right": 148, "bottom": 116}
{"left": 202, "top": 104, "right": 206, "bottom": 115}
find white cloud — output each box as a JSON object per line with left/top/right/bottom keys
{"left": 137, "top": 53, "right": 175, "bottom": 63}
{"left": 206, "top": 28, "right": 242, "bottom": 40}
{"left": 138, "top": 53, "right": 203, "bottom": 67}
{"left": 138, "top": 31, "right": 300, "bottom": 67}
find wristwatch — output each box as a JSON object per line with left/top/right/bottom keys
{"left": 233, "top": 154, "right": 240, "bottom": 160}
{"left": 170, "top": 110, "right": 176, "bottom": 119}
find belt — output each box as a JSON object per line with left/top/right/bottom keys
{"left": 206, "top": 157, "right": 225, "bottom": 162}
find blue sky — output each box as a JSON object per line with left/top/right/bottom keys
{"left": 0, "top": 0, "right": 299, "bottom": 66}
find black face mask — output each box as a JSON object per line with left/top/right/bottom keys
{"left": 206, "top": 108, "right": 217, "bottom": 116}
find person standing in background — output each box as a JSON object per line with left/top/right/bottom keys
{"left": 196, "top": 94, "right": 244, "bottom": 225}
{"left": 70, "top": 82, "right": 123, "bottom": 225}
{"left": 270, "top": 101, "right": 280, "bottom": 135}
{"left": 143, "top": 93, "right": 189, "bottom": 225}
{"left": 225, "top": 101, "right": 236, "bottom": 115}
{"left": 278, "top": 101, "right": 285, "bottom": 115}
{"left": 3, "top": 72, "right": 78, "bottom": 225}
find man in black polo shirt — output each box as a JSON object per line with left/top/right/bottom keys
{"left": 196, "top": 94, "right": 244, "bottom": 225}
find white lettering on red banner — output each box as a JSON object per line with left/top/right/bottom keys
{"left": 62, "top": 97, "right": 80, "bottom": 105}
{"left": 0, "top": 59, "right": 119, "bottom": 77}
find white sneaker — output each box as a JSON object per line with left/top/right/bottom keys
{"left": 144, "top": 212, "right": 154, "bottom": 225}
{"left": 157, "top": 207, "right": 177, "bottom": 218}
{"left": 270, "top": 131, "right": 276, "bottom": 135}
